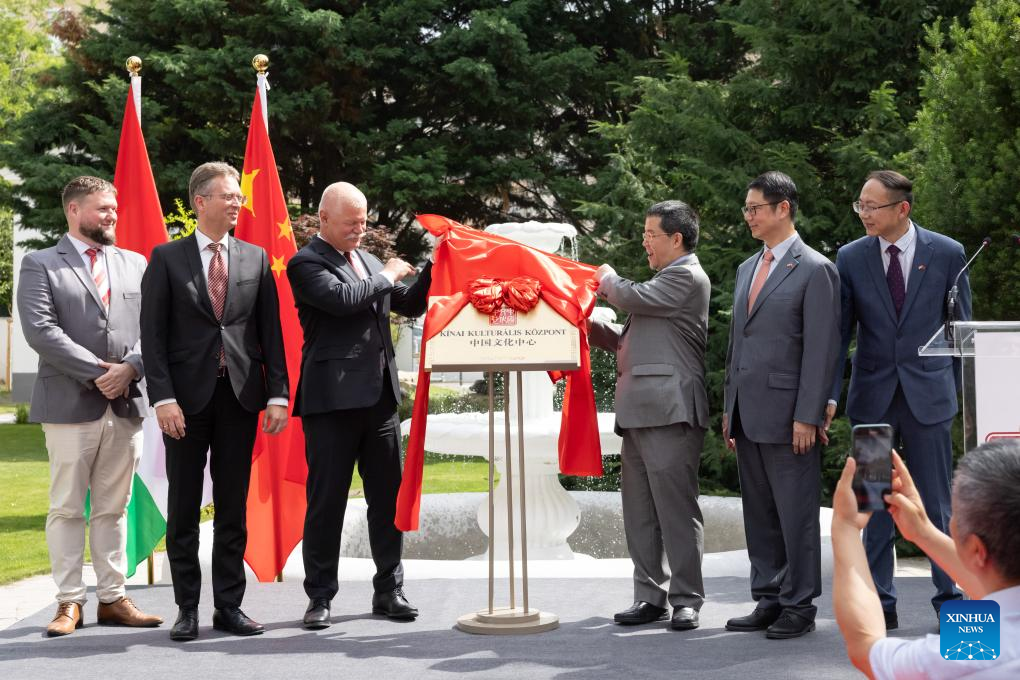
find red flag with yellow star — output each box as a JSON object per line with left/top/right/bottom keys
{"left": 235, "top": 75, "right": 307, "bottom": 581}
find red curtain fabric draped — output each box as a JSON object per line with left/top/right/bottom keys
{"left": 395, "top": 214, "right": 604, "bottom": 531}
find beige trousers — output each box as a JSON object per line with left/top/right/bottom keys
{"left": 42, "top": 405, "right": 143, "bottom": 605}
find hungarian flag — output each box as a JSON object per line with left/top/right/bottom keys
{"left": 104, "top": 73, "right": 170, "bottom": 578}
{"left": 235, "top": 75, "right": 308, "bottom": 581}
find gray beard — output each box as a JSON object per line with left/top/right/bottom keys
{"left": 80, "top": 223, "right": 115, "bottom": 246}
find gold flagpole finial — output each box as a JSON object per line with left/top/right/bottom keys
{"left": 252, "top": 54, "right": 269, "bottom": 74}
{"left": 125, "top": 56, "right": 142, "bottom": 75}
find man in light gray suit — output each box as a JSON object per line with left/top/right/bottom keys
{"left": 590, "top": 200, "right": 711, "bottom": 631}
{"left": 722, "top": 171, "right": 840, "bottom": 639}
{"left": 17, "top": 176, "right": 162, "bottom": 636}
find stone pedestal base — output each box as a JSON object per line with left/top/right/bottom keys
{"left": 456, "top": 606, "right": 559, "bottom": 635}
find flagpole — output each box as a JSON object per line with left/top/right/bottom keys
{"left": 126, "top": 56, "right": 142, "bottom": 123}
{"left": 251, "top": 52, "right": 286, "bottom": 584}
{"left": 126, "top": 54, "right": 160, "bottom": 587}
{"left": 253, "top": 54, "right": 269, "bottom": 131}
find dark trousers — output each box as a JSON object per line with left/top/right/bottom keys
{"left": 164, "top": 376, "right": 259, "bottom": 610}
{"left": 856, "top": 385, "right": 959, "bottom": 613}
{"left": 733, "top": 408, "right": 822, "bottom": 621}
{"left": 301, "top": 386, "right": 403, "bottom": 601}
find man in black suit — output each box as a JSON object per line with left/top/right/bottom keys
{"left": 287, "top": 182, "right": 431, "bottom": 629}
{"left": 141, "top": 162, "right": 289, "bottom": 641}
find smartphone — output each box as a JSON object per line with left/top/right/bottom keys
{"left": 850, "top": 424, "right": 893, "bottom": 512}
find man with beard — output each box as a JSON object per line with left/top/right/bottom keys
{"left": 141, "top": 162, "right": 289, "bottom": 641}
{"left": 17, "top": 176, "right": 163, "bottom": 636}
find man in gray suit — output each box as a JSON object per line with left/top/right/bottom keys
{"left": 589, "top": 200, "right": 711, "bottom": 631}
{"left": 17, "top": 176, "right": 163, "bottom": 636}
{"left": 722, "top": 171, "right": 840, "bottom": 639}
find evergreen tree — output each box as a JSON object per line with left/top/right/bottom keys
{"left": 3, "top": 0, "right": 737, "bottom": 255}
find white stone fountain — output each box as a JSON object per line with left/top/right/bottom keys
{"left": 402, "top": 221, "right": 621, "bottom": 560}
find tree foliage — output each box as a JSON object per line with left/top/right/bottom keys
{"left": 908, "top": 0, "right": 1020, "bottom": 319}
{"left": 577, "top": 0, "right": 976, "bottom": 494}
{"left": 2, "top": 0, "right": 737, "bottom": 255}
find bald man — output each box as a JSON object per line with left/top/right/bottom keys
{"left": 287, "top": 183, "right": 432, "bottom": 628}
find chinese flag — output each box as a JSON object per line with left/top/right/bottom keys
{"left": 235, "top": 84, "right": 307, "bottom": 581}
{"left": 113, "top": 84, "right": 167, "bottom": 259}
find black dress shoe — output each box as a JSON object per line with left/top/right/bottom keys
{"left": 765, "top": 610, "right": 816, "bottom": 639}
{"left": 670, "top": 606, "right": 700, "bottom": 631}
{"left": 170, "top": 607, "right": 198, "bottom": 641}
{"left": 372, "top": 588, "right": 418, "bottom": 620}
{"left": 212, "top": 607, "right": 265, "bottom": 636}
{"left": 725, "top": 606, "right": 782, "bottom": 632}
{"left": 303, "top": 598, "right": 331, "bottom": 630}
{"left": 884, "top": 609, "right": 898, "bottom": 630}
{"left": 613, "top": 601, "right": 668, "bottom": 625}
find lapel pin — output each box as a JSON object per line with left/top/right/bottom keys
{"left": 918, "top": 264, "right": 926, "bottom": 271}
{"left": 786, "top": 263, "right": 795, "bottom": 269}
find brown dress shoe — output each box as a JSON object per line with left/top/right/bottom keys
{"left": 47, "top": 602, "right": 83, "bottom": 637}
{"left": 97, "top": 597, "right": 163, "bottom": 627}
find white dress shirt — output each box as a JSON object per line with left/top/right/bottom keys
{"left": 750, "top": 231, "right": 799, "bottom": 284}
{"left": 68, "top": 233, "right": 114, "bottom": 292}
{"left": 155, "top": 229, "right": 287, "bottom": 410}
{"left": 878, "top": 221, "right": 917, "bottom": 289}
{"left": 869, "top": 584, "right": 1020, "bottom": 680}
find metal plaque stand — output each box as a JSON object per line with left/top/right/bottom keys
{"left": 456, "top": 371, "right": 558, "bottom": 635}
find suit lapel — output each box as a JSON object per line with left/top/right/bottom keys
{"left": 746, "top": 236, "right": 802, "bottom": 322}
{"left": 223, "top": 236, "right": 245, "bottom": 322}
{"left": 183, "top": 234, "right": 218, "bottom": 322}
{"left": 312, "top": 236, "right": 358, "bottom": 281}
{"left": 57, "top": 235, "right": 107, "bottom": 317}
{"left": 735, "top": 257, "right": 754, "bottom": 328}
{"left": 865, "top": 236, "right": 898, "bottom": 323}
{"left": 898, "top": 226, "right": 934, "bottom": 325}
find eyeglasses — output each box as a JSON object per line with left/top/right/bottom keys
{"left": 741, "top": 201, "right": 780, "bottom": 217}
{"left": 642, "top": 231, "right": 671, "bottom": 241}
{"left": 201, "top": 192, "right": 248, "bottom": 205}
{"left": 852, "top": 200, "right": 901, "bottom": 215}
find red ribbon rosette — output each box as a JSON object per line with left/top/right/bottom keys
{"left": 467, "top": 278, "right": 505, "bottom": 314}
{"left": 467, "top": 276, "right": 541, "bottom": 314}
{"left": 503, "top": 276, "right": 541, "bottom": 311}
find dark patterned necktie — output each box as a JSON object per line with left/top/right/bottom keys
{"left": 207, "top": 243, "right": 227, "bottom": 368}
{"left": 886, "top": 244, "right": 905, "bottom": 316}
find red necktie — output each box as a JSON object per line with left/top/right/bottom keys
{"left": 886, "top": 244, "right": 905, "bottom": 316}
{"left": 344, "top": 250, "right": 367, "bottom": 280}
{"left": 84, "top": 247, "right": 110, "bottom": 309}
{"left": 747, "top": 249, "right": 775, "bottom": 312}
{"left": 207, "top": 243, "right": 227, "bottom": 368}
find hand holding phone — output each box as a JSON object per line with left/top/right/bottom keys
{"left": 850, "top": 424, "right": 893, "bottom": 512}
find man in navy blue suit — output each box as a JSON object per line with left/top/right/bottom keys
{"left": 828, "top": 170, "right": 971, "bottom": 629}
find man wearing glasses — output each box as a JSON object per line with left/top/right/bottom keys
{"left": 141, "top": 162, "right": 290, "bottom": 641}
{"left": 723, "top": 171, "right": 840, "bottom": 639}
{"left": 827, "top": 170, "right": 971, "bottom": 630}
{"left": 590, "top": 200, "right": 711, "bottom": 631}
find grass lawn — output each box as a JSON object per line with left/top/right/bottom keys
{"left": 0, "top": 424, "right": 51, "bottom": 585}
{"left": 0, "top": 421, "right": 493, "bottom": 585}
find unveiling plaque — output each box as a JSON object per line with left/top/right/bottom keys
{"left": 424, "top": 297, "right": 580, "bottom": 372}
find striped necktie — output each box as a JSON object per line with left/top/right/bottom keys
{"left": 84, "top": 247, "right": 110, "bottom": 309}
{"left": 207, "top": 243, "right": 227, "bottom": 368}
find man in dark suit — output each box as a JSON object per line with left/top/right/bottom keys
{"left": 589, "top": 200, "right": 711, "bottom": 631}
{"left": 828, "top": 170, "right": 970, "bottom": 628}
{"left": 141, "top": 162, "right": 289, "bottom": 641}
{"left": 723, "top": 171, "right": 841, "bottom": 639}
{"left": 287, "top": 182, "right": 431, "bottom": 629}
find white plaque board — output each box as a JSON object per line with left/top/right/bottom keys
{"left": 974, "top": 330, "right": 1020, "bottom": 442}
{"left": 425, "top": 297, "right": 580, "bottom": 372}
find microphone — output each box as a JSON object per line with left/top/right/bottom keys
{"left": 945, "top": 236, "right": 991, "bottom": 341}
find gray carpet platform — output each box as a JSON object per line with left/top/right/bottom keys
{"left": 0, "top": 577, "right": 939, "bottom": 679}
